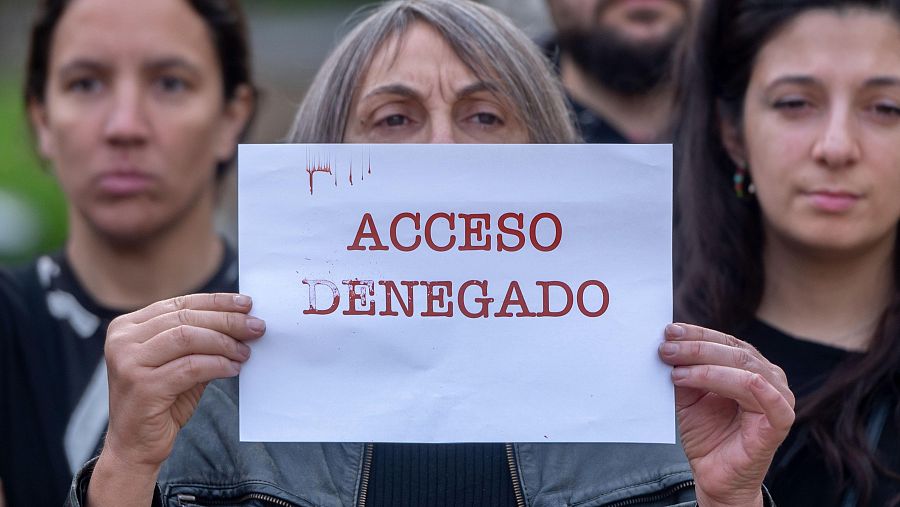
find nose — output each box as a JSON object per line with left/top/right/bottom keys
{"left": 104, "top": 82, "right": 149, "bottom": 147}
{"left": 427, "top": 115, "right": 457, "bottom": 144}
{"left": 811, "top": 105, "right": 860, "bottom": 169}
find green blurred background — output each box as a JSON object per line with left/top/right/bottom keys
{"left": 0, "top": 0, "right": 549, "bottom": 265}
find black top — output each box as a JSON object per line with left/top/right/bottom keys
{"left": 568, "top": 99, "right": 630, "bottom": 144}
{"left": 741, "top": 320, "right": 900, "bottom": 506}
{"left": 0, "top": 247, "right": 238, "bottom": 507}
{"left": 367, "top": 443, "right": 516, "bottom": 507}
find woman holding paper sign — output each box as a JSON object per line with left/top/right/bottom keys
{"left": 676, "top": 0, "right": 900, "bottom": 504}
{"left": 72, "top": 1, "right": 793, "bottom": 506}
{"left": 0, "top": 0, "right": 255, "bottom": 505}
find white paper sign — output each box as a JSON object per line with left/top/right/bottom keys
{"left": 238, "top": 144, "right": 674, "bottom": 444}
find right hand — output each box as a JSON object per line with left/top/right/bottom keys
{"left": 100, "top": 293, "right": 264, "bottom": 474}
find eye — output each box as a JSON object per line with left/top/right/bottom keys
{"left": 66, "top": 77, "right": 103, "bottom": 94}
{"left": 385, "top": 114, "right": 408, "bottom": 127}
{"left": 872, "top": 101, "right": 900, "bottom": 117}
{"left": 772, "top": 97, "right": 810, "bottom": 111}
{"left": 376, "top": 114, "right": 412, "bottom": 128}
{"left": 472, "top": 112, "right": 502, "bottom": 126}
{"left": 156, "top": 75, "right": 189, "bottom": 93}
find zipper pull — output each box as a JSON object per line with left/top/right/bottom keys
{"left": 177, "top": 494, "right": 197, "bottom": 506}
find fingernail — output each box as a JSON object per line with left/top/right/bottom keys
{"left": 237, "top": 342, "right": 252, "bottom": 358}
{"left": 672, "top": 368, "right": 689, "bottom": 381}
{"left": 660, "top": 342, "right": 678, "bottom": 356}
{"left": 247, "top": 317, "right": 266, "bottom": 333}
{"left": 230, "top": 360, "right": 243, "bottom": 375}
{"left": 234, "top": 294, "right": 251, "bottom": 307}
{"left": 665, "top": 323, "right": 685, "bottom": 338}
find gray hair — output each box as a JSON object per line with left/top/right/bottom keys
{"left": 287, "top": 0, "right": 578, "bottom": 143}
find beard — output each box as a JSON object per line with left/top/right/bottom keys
{"left": 557, "top": 22, "right": 683, "bottom": 96}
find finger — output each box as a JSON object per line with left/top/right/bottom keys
{"left": 664, "top": 323, "right": 794, "bottom": 408}
{"left": 152, "top": 354, "right": 243, "bottom": 397}
{"left": 659, "top": 340, "right": 792, "bottom": 404}
{"left": 671, "top": 365, "right": 787, "bottom": 414}
{"left": 124, "top": 293, "right": 254, "bottom": 325}
{"left": 749, "top": 373, "right": 796, "bottom": 448}
{"left": 136, "top": 309, "right": 265, "bottom": 344}
{"left": 140, "top": 325, "right": 252, "bottom": 367}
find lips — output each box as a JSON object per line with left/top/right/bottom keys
{"left": 95, "top": 170, "right": 155, "bottom": 197}
{"left": 803, "top": 190, "right": 861, "bottom": 213}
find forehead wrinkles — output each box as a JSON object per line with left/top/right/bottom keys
{"left": 367, "top": 23, "right": 479, "bottom": 102}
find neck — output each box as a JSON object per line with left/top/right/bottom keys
{"left": 66, "top": 201, "right": 224, "bottom": 312}
{"left": 559, "top": 54, "right": 675, "bottom": 143}
{"left": 757, "top": 234, "right": 895, "bottom": 351}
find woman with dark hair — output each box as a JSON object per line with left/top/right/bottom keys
{"left": 69, "top": 2, "right": 794, "bottom": 506}
{"left": 0, "top": 0, "right": 254, "bottom": 505}
{"left": 677, "top": 0, "right": 900, "bottom": 504}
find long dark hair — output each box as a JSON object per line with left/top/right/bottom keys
{"left": 675, "top": 0, "right": 900, "bottom": 503}
{"left": 24, "top": 0, "right": 254, "bottom": 177}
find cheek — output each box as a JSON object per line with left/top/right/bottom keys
{"left": 157, "top": 109, "right": 226, "bottom": 176}
{"left": 875, "top": 163, "right": 900, "bottom": 221}
{"left": 44, "top": 113, "right": 104, "bottom": 189}
{"left": 743, "top": 119, "right": 808, "bottom": 186}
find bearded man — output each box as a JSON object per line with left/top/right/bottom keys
{"left": 545, "top": 0, "right": 699, "bottom": 142}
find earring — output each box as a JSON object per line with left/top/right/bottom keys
{"left": 733, "top": 162, "right": 753, "bottom": 198}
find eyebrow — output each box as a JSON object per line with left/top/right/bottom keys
{"left": 766, "top": 74, "right": 900, "bottom": 89}
{"left": 363, "top": 83, "right": 421, "bottom": 101}
{"left": 58, "top": 59, "right": 109, "bottom": 77}
{"left": 144, "top": 57, "right": 202, "bottom": 75}
{"left": 766, "top": 75, "right": 819, "bottom": 89}
{"left": 57, "top": 56, "right": 200, "bottom": 76}
{"left": 455, "top": 80, "right": 502, "bottom": 100}
{"left": 361, "top": 80, "right": 503, "bottom": 102}
{"left": 863, "top": 76, "right": 900, "bottom": 88}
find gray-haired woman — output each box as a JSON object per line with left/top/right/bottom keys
{"left": 289, "top": 0, "right": 577, "bottom": 144}
{"left": 70, "top": 1, "right": 792, "bottom": 506}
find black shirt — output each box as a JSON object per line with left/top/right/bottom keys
{"left": 741, "top": 320, "right": 900, "bottom": 506}
{"left": 367, "top": 443, "right": 516, "bottom": 507}
{"left": 0, "top": 247, "right": 238, "bottom": 507}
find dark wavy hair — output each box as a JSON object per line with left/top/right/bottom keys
{"left": 675, "top": 0, "right": 900, "bottom": 504}
{"left": 24, "top": 0, "right": 254, "bottom": 177}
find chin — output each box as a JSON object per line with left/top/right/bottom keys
{"left": 84, "top": 209, "right": 177, "bottom": 247}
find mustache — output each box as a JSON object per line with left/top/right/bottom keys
{"left": 594, "top": 0, "right": 691, "bottom": 18}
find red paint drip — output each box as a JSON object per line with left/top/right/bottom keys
{"left": 306, "top": 153, "right": 333, "bottom": 195}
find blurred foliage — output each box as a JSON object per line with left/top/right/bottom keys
{"left": 0, "top": 77, "right": 68, "bottom": 265}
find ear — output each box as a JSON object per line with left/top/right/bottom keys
{"left": 28, "top": 99, "right": 56, "bottom": 160}
{"left": 718, "top": 107, "right": 748, "bottom": 170}
{"left": 213, "top": 84, "right": 255, "bottom": 162}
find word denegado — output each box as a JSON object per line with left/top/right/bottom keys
{"left": 301, "top": 279, "right": 610, "bottom": 318}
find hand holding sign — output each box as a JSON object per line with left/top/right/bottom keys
{"left": 87, "top": 294, "right": 265, "bottom": 507}
{"left": 658, "top": 323, "right": 795, "bottom": 507}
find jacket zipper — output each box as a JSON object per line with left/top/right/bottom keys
{"left": 601, "top": 479, "right": 694, "bottom": 507}
{"left": 177, "top": 492, "right": 297, "bottom": 507}
{"left": 505, "top": 443, "right": 526, "bottom": 507}
{"left": 356, "top": 443, "right": 375, "bottom": 507}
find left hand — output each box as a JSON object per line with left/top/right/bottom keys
{"left": 658, "top": 323, "right": 795, "bottom": 507}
